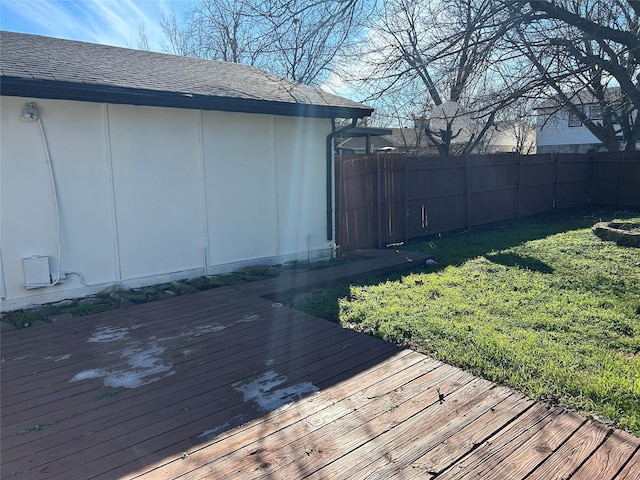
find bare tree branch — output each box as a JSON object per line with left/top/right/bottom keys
{"left": 528, "top": 0, "right": 640, "bottom": 63}
{"left": 160, "top": 0, "right": 367, "bottom": 86}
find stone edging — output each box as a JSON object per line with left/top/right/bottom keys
{"left": 592, "top": 222, "right": 640, "bottom": 247}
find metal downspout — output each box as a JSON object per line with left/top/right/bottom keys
{"left": 326, "top": 117, "right": 358, "bottom": 241}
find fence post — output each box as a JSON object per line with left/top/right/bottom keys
{"left": 589, "top": 152, "right": 596, "bottom": 205}
{"left": 377, "top": 154, "right": 382, "bottom": 249}
{"left": 516, "top": 154, "right": 521, "bottom": 221}
{"left": 553, "top": 153, "right": 559, "bottom": 212}
{"left": 619, "top": 158, "right": 625, "bottom": 206}
{"left": 336, "top": 151, "right": 343, "bottom": 256}
{"left": 465, "top": 156, "right": 471, "bottom": 229}
{"left": 404, "top": 157, "right": 409, "bottom": 245}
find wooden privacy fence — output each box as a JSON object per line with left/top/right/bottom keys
{"left": 335, "top": 151, "right": 640, "bottom": 254}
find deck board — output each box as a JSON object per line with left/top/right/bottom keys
{"left": 617, "top": 450, "right": 640, "bottom": 480}
{"left": 70, "top": 338, "right": 397, "bottom": 480}
{"left": 481, "top": 410, "right": 586, "bottom": 479}
{"left": 247, "top": 372, "right": 478, "bottom": 479}
{"left": 2, "top": 298, "right": 338, "bottom": 434}
{"left": 570, "top": 429, "right": 639, "bottom": 480}
{"left": 524, "top": 420, "right": 613, "bottom": 480}
{"left": 408, "top": 393, "right": 533, "bottom": 476}
{"left": 2, "top": 251, "right": 638, "bottom": 479}
{"left": 341, "top": 385, "right": 518, "bottom": 480}
{"left": 126, "top": 350, "right": 426, "bottom": 479}
{"left": 161, "top": 355, "right": 449, "bottom": 480}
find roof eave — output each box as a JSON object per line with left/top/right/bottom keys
{"left": 340, "top": 126, "right": 394, "bottom": 137}
{"left": 0, "top": 77, "right": 373, "bottom": 119}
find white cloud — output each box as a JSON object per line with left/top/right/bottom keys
{"left": 319, "top": 28, "right": 388, "bottom": 103}
{"left": 0, "top": 0, "right": 181, "bottom": 51}
{"left": 321, "top": 71, "right": 350, "bottom": 96}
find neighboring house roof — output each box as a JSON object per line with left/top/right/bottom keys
{"left": 339, "top": 135, "right": 394, "bottom": 152}
{"left": 0, "top": 31, "right": 373, "bottom": 119}
{"left": 388, "top": 128, "right": 429, "bottom": 151}
{"left": 336, "top": 127, "right": 392, "bottom": 152}
{"left": 339, "top": 127, "right": 432, "bottom": 153}
{"left": 339, "top": 122, "right": 537, "bottom": 155}
{"left": 338, "top": 127, "right": 394, "bottom": 152}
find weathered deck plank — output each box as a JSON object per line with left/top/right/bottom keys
{"left": 434, "top": 403, "right": 561, "bottom": 479}
{"left": 2, "top": 251, "right": 638, "bottom": 480}
{"left": 306, "top": 379, "right": 505, "bottom": 480}
{"left": 342, "top": 386, "right": 520, "bottom": 480}
{"left": 126, "top": 349, "right": 425, "bottom": 478}
{"left": 2, "top": 296, "right": 336, "bottom": 436}
{"left": 617, "top": 449, "right": 640, "bottom": 480}
{"left": 2, "top": 323, "right": 362, "bottom": 457}
{"left": 508, "top": 419, "right": 611, "bottom": 480}
{"left": 286, "top": 373, "right": 478, "bottom": 479}
{"left": 570, "top": 429, "right": 639, "bottom": 480}
{"left": 155, "top": 356, "right": 448, "bottom": 479}
{"left": 481, "top": 410, "right": 586, "bottom": 479}
{"left": 4, "top": 318, "right": 396, "bottom": 478}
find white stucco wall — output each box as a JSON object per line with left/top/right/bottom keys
{"left": 0, "top": 96, "right": 334, "bottom": 310}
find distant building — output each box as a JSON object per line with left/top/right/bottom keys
{"left": 535, "top": 88, "right": 637, "bottom": 153}
{"left": 337, "top": 120, "right": 535, "bottom": 155}
{"left": 483, "top": 121, "right": 536, "bottom": 154}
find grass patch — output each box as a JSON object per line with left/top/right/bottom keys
{"left": 286, "top": 209, "right": 640, "bottom": 434}
{"left": 17, "top": 419, "right": 59, "bottom": 435}
{"left": 93, "top": 389, "right": 126, "bottom": 402}
{"left": 2, "top": 310, "right": 44, "bottom": 328}
{"left": 275, "top": 285, "right": 352, "bottom": 322}
{"left": 71, "top": 302, "right": 117, "bottom": 317}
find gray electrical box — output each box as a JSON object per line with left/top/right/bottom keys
{"left": 22, "top": 256, "right": 51, "bottom": 289}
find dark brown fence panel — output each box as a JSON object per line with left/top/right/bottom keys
{"left": 377, "top": 156, "right": 406, "bottom": 247}
{"left": 519, "top": 154, "right": 556, "bottom": 216}
{"left": 335, "top": 151, "right": 640, "bottom": 254}
{"left": 555, "top": 154, "right": 592, "bottom": 209}
{"left": 621, "top": 160, "right": 640, "bottom": 205}
{"left": 335, "top": 155, "right": 378, "bottom": 252}
{"left": 591, "top": 154, "right": 624, "bottom": 205}
{"left": 590, "top": 151, "right": 640, "bottom": 205}
{"left": 467, "top": 155, "right": 519, "bottom": 226}
{"left": 406, "top": 156, "right": 467, "bottom": 238}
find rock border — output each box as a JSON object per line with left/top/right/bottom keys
{"left": 592, "top": 222, "right": 640, "bottom": 247}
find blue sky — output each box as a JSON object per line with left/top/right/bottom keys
{"left": 0, "top": 0, "right": 188, "bottom": 51}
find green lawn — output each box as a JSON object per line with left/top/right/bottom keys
{"left": 282, "top": 209, "right": 640, "bottom": 435}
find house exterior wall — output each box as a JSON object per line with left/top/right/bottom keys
{"left": 0, "top": 96, "right": 333, "bottom": 310}
{"left": 484, "top": 122, "right": 537, "bottom": 154}
{"left": 536, "top": 108, "right": 603, "bottom": 153}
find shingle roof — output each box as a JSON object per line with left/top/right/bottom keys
{"left": 0, "top": 31, "right": 372, "bottom": 119}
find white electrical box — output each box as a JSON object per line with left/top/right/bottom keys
{"left": 22, "top": 256, "right": 51, "bottom": 289}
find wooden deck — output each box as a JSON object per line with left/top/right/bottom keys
{"left": 2, "top": 252, "right": 639, "bottom": 479}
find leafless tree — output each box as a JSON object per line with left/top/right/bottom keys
{"left": 160, "top": 1, "right": 265, "bottom": 63}
{"left": 341, "top": 0, "right": 532, "bottom": 155}
{"left": 125, "top": 24, "right": 151, "bottom": 51}
{"left": 160, "top": 0, "right": 367, "bottom": 86}
{"left": 507, "top": 0, "right": 640, "bottom": 151}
